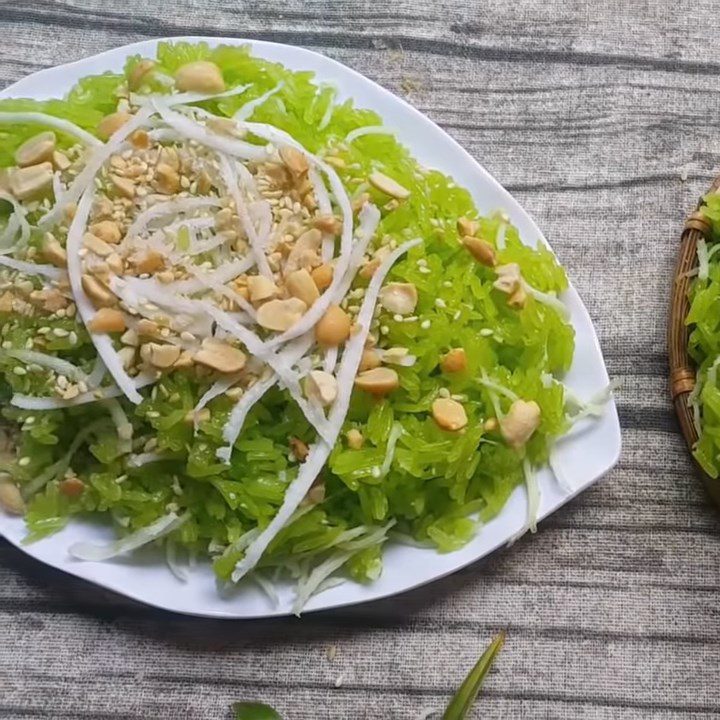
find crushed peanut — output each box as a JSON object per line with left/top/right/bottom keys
{"left": 346, "top": 428, "right": 364, "bottom": 449}
{"left": 369, "top": 171, "right": 411, "bottom": 199}
{"left": 286, "top": 268, "right": 320, "bottom": 308}
{"left": 256, "top": 297, "right": 307, "bottom": 332}
{"left": 440, "top": 348, "right": 467, "bottom": 373}
{"left": 0, "top": 479, "right": 24, "bottom": 514}
{"left": 175, "top": 61, "right": 225, "bottom": 94}
{"left": 431, "top": 398, "right": 468, "bottom": 431}
{"left": 195, "top": 338, "right": 247, "bottom": 374}
{"left": 15, "top": 131, "right": 55, "bottom": 167}
{"left": 499, "top": 400, "right": 541, "bottom": 449}
{"left": 97, "top": 112, "right": 132, "bottom": 141}
{"left": 378, "top": 282, "right": 417, "bottom": 315}
{"left": 88, "top": 308, "right": 126, "bottom": 334}
{"left": 354, "top": 367, "right": 399, "bottom": 396}
{"left": 315, "top": 305, "right": 351, "bottom": 347}
{"left": 305, "top": 370, "right": 338, "bottom": 407}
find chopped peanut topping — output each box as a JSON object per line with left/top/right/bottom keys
{"left": 359, "top": 348, "right": 381, "bottom": 372}
{"left": 128, "top": 59, "right": 156, "bottom": 90}
{"left": 369, "top": 171, "right": 410, "bottom": 199}
{"left": 256, "top": 298, "right": 307, "bottom": 332}
{"left": 81, "top": 274, "right": 115, "bottom": 307}
{"left": 379, "top": 282, "right": 418, "bottom": 315}
{"left": 89, "top": 220, "right": 122, "bottom": 244}
{"left": 440, "top": 348, "right": 467, "bottom": 373}
{"left": 42, "top": 233, "right": 67, "bottom": 268}
{"left": 346, "top": 428, "right": 364, "bottom": 449}
{"left": 494, "top": 264, "right": 522, "bottom": 294}
{"left": 500, "top": 400, "right": 541, "bottom": 449}
{"left": 507, "top": 284, "right": 527, "bottom": 309}
{"left": 88, "top": 308, "right": 126, "bottom": 334}
{"left": 354, "top": 367, "right": 399, "bottom": 396}
{"left": 432, "top": 398, "right": 468, "bottom": 431}
{"left": 314, "top": 214, "right": 342, "bottom": 235}
{"left": 195, "top": 338, "right": 247, "bottom": 374}
{"left": 315, "top": 305, "right": 351, "bottom": 347}
{"left": 359, "top": 257, "right": 381, "bottom": 279}
{"left": 136, "top": 319, "right": 159, "bottom": 336}
{"left": 0, "top": 480, "right": 24, "bottom": 515}
{"left": 286, "top": 268, "right": 320, "bottom": 308}
{"left": 305, "top": 370, "right": 338, "bottom": 408}
{"left": 279, "top": 146, "right": 309, "bottom": 176}
{"left": 311, "top": 263, "right": 333, "bottom": 291}
{"left": 58, "top": 477, "right": 85, "bottom": 498}
{"left": 457, "top": 217, "right": 479, "bottom": 237}
{"left": 154, "top": 163, "right": 181, "bottom": 195}
{"left": 9, "top": 162, "right": 53, "bottom": 200}
{"left": 52, "top": 150, "right": 71, "bottom": 171}
{"left": 285, "top": 228, "right": 321, "bottom": 273}
{"left": 174, "top": 350, "right": 195, "bottom": 369}
{"left": 83, "top": 232, "right": 113, "bottom": 257}
{"left": 247, "top": 275, "right": 280, "bottom": 304}
{"left": 175, "top": 61, "right": 225, "bottom": 93}
{"left": 290, "top": 437, "right": 309, "bottom": 462}
{"left": 133, "top": 249, "right": 164, "bottom": 275}
{"left": 15, "top": 131, "right": 55, "bottom": 167}
{"left": 141, "top": 342, "right": 182, "bottom": 369}
{"left": 110, "top": 174, "right": 135, "bottom": 199}
{"left": 463, "top": 236, "right": 496, "bottom": 267}
{"left": 97, "top": 112, "right": 132, "bottom": 141}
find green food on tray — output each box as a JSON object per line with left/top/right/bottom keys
{"left": 0, "top": 41, "right": 597, "bottom": 610}
{"left": 687, "top": 192, "right": 720, "bottom": 477}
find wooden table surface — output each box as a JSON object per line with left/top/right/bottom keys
{"left": 2, "top": 2, "right": 720, "bottom": 718}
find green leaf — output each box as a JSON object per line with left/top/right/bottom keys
{"left": 232, "top": 702, "right": 283, "bottom": 720}
{"left": 442, "top": 631, "right": 506, "bottom": 719}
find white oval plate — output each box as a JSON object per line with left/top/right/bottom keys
{"left": 0, "top": 37, "right": 621, "bottom": 618}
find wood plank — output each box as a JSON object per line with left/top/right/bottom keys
{"left": 1, "top": 2, "right": 720, "bottom": 718}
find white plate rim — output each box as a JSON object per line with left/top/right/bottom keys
{"left": 0, "top": 36, "right": 622, "bottom": 619}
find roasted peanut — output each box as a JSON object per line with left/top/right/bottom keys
{"left": 175, "top": 61, "right": 225, "bottom": 93}
{"left": 499, "top": 399, "right": 541, "bottom": 449}
{"left": 315, "top": 305, "right": 351, "bottom": 346}
{"left": 440, "top": 348, "right": 467, "bottom": 373}
{"left": 432, "top": 398, "right": 468, "bottom": 431}
{"left": 354, "top": 367, "right": 399, "bottom": 396}
{"left": 88, "top": 307, "right": 126, "bottom": 333}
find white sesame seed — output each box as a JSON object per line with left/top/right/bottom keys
{"left": 417, "top": 258, "right": 427, "bottom": 267}
{"left": 420, "top": 320, "right": 431, "bottom": 330}
{"left": 13, "top": 366, "right": 26, "bottom": 376}
{"left": 435, "top": 298, "right": 446, "bottom": 308}
{"left": 393, "top": 314, "right": 404, "bottom": 323}
{"left": 418, "top": 266, "right": 431, "bottom": 274}
{"left": 480, "top": 328, "right": 493, "bottom": 336}
{"left": 18, "top": 456, "right": 31, "bottom": 467}
{"left": 380, "top": 325, "right": 389, "bottom": 335}
{"left": 438, "top": 388, "right": 450, "bottom": 398}
{"left": 52, "top": 328, "right": 69, "bottom": 338}
{"left": 69, "top": 332, "right": 78, "bottom": 345}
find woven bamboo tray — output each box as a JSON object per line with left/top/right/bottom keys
{"left": 669, "top": 177, "right": 720, "bottom": 507}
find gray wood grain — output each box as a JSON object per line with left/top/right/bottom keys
{"left": 1, "top": 1, "right": 720, "bottom": 718}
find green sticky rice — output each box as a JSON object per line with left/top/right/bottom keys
{"left": 0, "top": 41, "right": 574, "bottom": 585}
